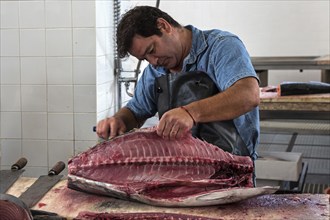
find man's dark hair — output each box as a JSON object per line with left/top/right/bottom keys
{"left": 116, "top": 6, "right": 181, "bottom": 58}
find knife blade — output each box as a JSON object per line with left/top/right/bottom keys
{"left": 19, "top": 161, "right": 65, "bottom": 208}
{"left": 0, "top": 157, "right": 28, "bottom": 193}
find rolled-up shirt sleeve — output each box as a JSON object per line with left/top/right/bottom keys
{"left": 125, "top": 65, "right": 164, "bottom": 120}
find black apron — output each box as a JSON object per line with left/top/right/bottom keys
{"left": 155, "top": 71, "right": 249, "bottom": 156}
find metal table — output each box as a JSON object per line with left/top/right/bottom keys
{"left": 251, "top": 55, "right": 330, "bottom": 87}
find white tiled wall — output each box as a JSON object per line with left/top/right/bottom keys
{"left": 0, "top": 0, "right": 115, "bottom": 177}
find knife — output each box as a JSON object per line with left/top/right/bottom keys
{"left": 0, "top": 157, "right": 28, "bottom": 193}
{"left": 19, "top": 161, "right": 66, "bottom": 208}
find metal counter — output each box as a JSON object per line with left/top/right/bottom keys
{"left": 251, "top": 55, "right": 330, "bottom": 86}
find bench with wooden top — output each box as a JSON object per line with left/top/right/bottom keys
{"left": 260, "top": 89, "right": 330, "bottom": 119}
{"left": 4, "top": 177, "right": 330, "bottom": 220}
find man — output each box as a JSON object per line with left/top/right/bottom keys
{"left": 97, "top": 6, "right": 260, "bottom": 163}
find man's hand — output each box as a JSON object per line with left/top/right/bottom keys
{"left": 96, "top": 107, "right": 141, "bottom": 140}
{"left": 96, "top": 117, "right": 126, "bottom": 140}
{"left": 157, "top": 107, "right": 194, "bottom": 140}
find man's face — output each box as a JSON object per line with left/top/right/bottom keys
{"left": 129, "top": 29, "right": 183, "bottom": 71}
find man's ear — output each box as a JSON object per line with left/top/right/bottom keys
{"left": 157, "top": 18, "right": 171, "bottom": 33}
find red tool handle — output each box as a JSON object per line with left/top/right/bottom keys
{"left": 11, "top": 157, "right": 28, "bottom": 170}
{"left": 48, "top": 161, "right": 65, "bottom": 176}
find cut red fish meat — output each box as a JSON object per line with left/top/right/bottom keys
{"left": 0, "top": 194, "right": 33, "bottom": 220}
{"left": 68, "top": 127, "right": 278, "bottom": 207}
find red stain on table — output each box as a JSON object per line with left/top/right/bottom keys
{"left": 38, "top": 202, "right": 47, "bottom": 208}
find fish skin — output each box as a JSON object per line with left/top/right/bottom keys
{"left": 74, "top": 211, "right": 221, "bottom": 220}
{"left": 68, "top": 175, "right": 278, "bottom": 207}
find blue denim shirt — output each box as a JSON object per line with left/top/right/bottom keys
{"left": 126, "top": 25, "right": 259, "bottom": 160}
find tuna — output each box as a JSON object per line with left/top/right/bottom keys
{"left": 68, "top": 127, "right": 278, "bottom": 207}
{"left": 0, "top": 194, "right": 33, "bottom": 220}
{"left": 278, "top": 81, "right": 330, "bottom": 96}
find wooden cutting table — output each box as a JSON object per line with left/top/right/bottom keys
{"left": 252, "top": 55, "right": 330, "bottom": 87}
{"left": 260, "top": 91, "right": 330, "bottom": 119}
{"left": 5, "top": 177, "right": 330, "bottom": 220}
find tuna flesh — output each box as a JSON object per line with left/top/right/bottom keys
{"left": 68, "top": 127, "right": 278, "bottom": 207}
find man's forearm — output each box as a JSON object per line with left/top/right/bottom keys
{"left": 186, "top": 77, "right": 260, "bottom": 123}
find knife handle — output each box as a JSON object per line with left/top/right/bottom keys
{"left": 11, "top": 157, "right": 28, "bottom": 170}
{"left": 48, "top": 161, "right": 65, "bottom": 176}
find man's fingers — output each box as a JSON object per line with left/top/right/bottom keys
{"left": 169, "top": 124, "right": 180, "bottom": 140}
{"left": 158, "top": 108, "right": 193, "bottom": 140}
{"left": 162, "top": 125, "right": 172, "bottom": 139}
{"left": 156, "top": 120, "right": 166, "bottom": 137}
{"left": 118, "top": 126, "right": 126, "bottom": 137}
{"left": 96, "top": 120, "right": 110, "bottom": 140}
{"left": 109, "top": 121, "right": 127, "bottom": 139}
{"left": 109, "top": 124, "right": 118, "bottom": 139}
